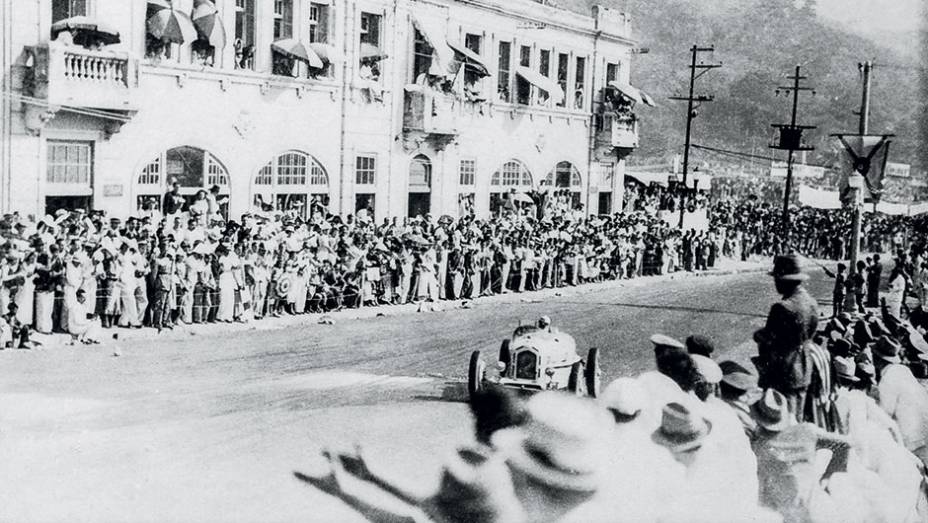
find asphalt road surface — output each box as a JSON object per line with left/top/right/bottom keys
{"left": 0, "top": 267, "right": 832, "bottom": 522}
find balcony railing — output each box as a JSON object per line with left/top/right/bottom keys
{"left": 403, "top": 90, "right": 459, "bottom": 136}
{"left": 27, "top": 43, "right": 140, "bottom": 112}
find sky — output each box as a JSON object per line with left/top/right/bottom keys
{"left": 816, "top": 0, "right": 924, "bottom": 33}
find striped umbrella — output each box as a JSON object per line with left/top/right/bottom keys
{"left": 191, "top": 0, "right": 226, "bottom": 49}
{"left": 271, "top": 39, "right": 323, "bottom": 69}
{"left": 147, "top": 8, "right": 197, "bottom": 44}
{"left": 51, "top": 16, "right": 121, "bottom": 46}
{"left": 147, "top": 0, "right": 172, "bottom": 9}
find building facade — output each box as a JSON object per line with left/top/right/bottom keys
{"left": 0, "top": 0, "right": 641, "bottom": 221}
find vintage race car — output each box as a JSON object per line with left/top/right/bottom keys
{"left": 468, "top": 324, "right": 600, "bottom": 399}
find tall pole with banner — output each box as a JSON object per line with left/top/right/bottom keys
{"left": 834, "top": 61, "right": 894, "bottom": 313}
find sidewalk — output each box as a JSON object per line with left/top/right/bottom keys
{"left": 25, "top": 257, "right": 770, "bottom": 350}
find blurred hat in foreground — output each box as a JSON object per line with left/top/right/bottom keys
{"left": 492, "top": 392, "right": 612, "bottom": 492}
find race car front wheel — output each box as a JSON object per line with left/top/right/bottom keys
{"left": 468, "top": 350, "right": 485, "bottom": 399}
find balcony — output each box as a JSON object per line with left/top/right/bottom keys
{"left": 24, "top": 43, "right": 139, "bottom": 134}
{"left": 403, "top": 89, "right": 459, "bottom": 150}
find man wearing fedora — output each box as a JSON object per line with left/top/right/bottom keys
{"left": 753, "top": 254, "right": 819, "bottom": 422}
{"left": 750, "top": 389, "right": 853, "bottom": 521}
{"left": 872, "top": 335, "right": 928, "bottom": 468}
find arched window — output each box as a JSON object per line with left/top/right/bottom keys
{"left": 135, "top": 146, "right": 230, "bottom": 217}
{"left": 408, "top": 154, "right": 432, "bottom": 190}
{"left": 254, "top": 150, "right": 329, "bottom": 217}
{"left": 407, "top": 154, "right": 432, "bottom": 218}
{"left": 491, "top": 160, "right": 533, "bottom": 188}
{"left": 490, "top": 160, "right": 533, "bottom": 215}
{"left": 543, "top": 161, "right": 582, "bottom": 189}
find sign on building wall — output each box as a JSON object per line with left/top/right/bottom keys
{"left": 103, "top": 184, "right": 124, "bottom": 197}
{"left": 886, "top": 162, "right": 910, "bottom": 178}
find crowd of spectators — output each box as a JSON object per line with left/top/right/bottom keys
{"left": 298, "top": 253, "right": 928, "bottom": 523}
{"left": 0, "top": 178, "right": 924, "bottom": 348}
{"left": 0, "top": 195, "right": 738, "bottom": 348}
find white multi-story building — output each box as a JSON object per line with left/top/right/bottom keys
{"left": 0, "top": 0, "right": 642, "bottom": 221}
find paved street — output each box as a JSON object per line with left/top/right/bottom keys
{"left": 0, "top": 266, "right": 833, "bottom": 522}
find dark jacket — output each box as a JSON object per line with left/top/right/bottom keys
{"left": 757, "top": 286, "right": 819, "bottom": 391}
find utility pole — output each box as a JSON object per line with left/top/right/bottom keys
{"left": 769, "top": 65, "right": 815, "bottom": 247}
{"left": 843, "top": 61, "right": 872, "bottom": 312}
{"left": 670, "top": 45, "right": 721, "bottom": 229}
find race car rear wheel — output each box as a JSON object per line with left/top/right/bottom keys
{"left": 468, "top": 350, "right": 485, "bottom": 399}
{"left": 567, "top": 361, "right": 585, "bottom": 395}
{"left": 585, "top": 348, "right": 601, "bottom": 398}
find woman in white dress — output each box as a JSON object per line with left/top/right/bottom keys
{"left": 886, "top": 264, "right": 908, "bottom": 319}
{"left": 215, "top": 245, "right": 237, "bottom": 322}
{"left": 14, "top": 252, "right": 36, "bottom": 326}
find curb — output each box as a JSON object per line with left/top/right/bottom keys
{"left": 28, "top": 259, "right": 771, "bottom": 350}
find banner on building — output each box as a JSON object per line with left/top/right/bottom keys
{"left": 834, "top": 134, "right": 892, "bottom": 204}
{"left": 799, "top": 185, "right": 842, "bottom": 209}
{"left": 770, "top": 162, "right": 825, "bottom": 178}
{"left": 875, "top": 201, "right": 910, "bottom": 216}
{"left": 659, "top": 209, "right": 709, "bottom": 231}
{"left": 885, "top": 162, "right": 910, "bottom": 178}
{"left": 910, "top": 202, "right": 928, "bottom": 216}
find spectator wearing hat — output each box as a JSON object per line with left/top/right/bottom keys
{"left": 2, "top": 303, "right": 31, "bottom": 349}
{"left": 831, "top": 262, "right": 846, "bottom": 318}
{"left": 601, "top": 379, "right": 687, "bottom": 522}
{"left": 866, "top": 254, "right": 883, "bottom": 308}
{"left": 872, "top": 335, "right": 928, "bottom": 468}
{"left": 753, "top": 254, "right": 819, "bottom": 422}
{"left": 651, "top": 401, "right": 761, "bottom": 519}
{"left": 832, "top": 356, "right": 903, "bottom": 445}
{"left": 685, "top": 334, "right": 715, "bottom": 358}
{"left": 750, "top": 389, "right": 853, "bottom": 521}
{"left": 492, "top": 392, "right": 614, "bottom": 523}
{"left": 688, "top": 354, "right": 760, "bottom": 507}
{"left": 719, "top": 361, "right": 760, "bottom": 439}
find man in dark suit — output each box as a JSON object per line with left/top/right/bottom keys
{"left": 866, "top": 254, "right": 882, "bottom": 307}
{"left": 753, "top": 254, "right": 819, "bottom": 422}
{"left": 163, "top": 181, "right": 184, "bottom": 216}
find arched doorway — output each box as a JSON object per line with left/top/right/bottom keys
{"left": 490, "top": 159, "right": 533, "bottom": 215}
{"left": 544, "top": 161, "right": 583, "bottom": 209}
{"left": 408, "top": 154, "right": 432, "bottom": 218}
{"left": 135, "top": 146, "right": 231, "bottom": 219}
{"left": 253, "top": 151, "right": 329, "bottom": 218}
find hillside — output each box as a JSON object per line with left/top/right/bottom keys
{"left": 577, "top": 0, "right": 927, "bottom": 172}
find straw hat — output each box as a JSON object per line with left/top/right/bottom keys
{"left": 492, "top": 392, "right": 612, "bottom": 493}
{"left": 601, "top": 377, "right": 647, "bottom": 420}
{"left": 719, "top": 360, "right": 757, "bottom": 392}
{"left": 751, "top": 389, "right": 793, "bottom": 432}
{"left": 650, "top": 334, "right": 685, "bottom": 352}
{"left": 651, "top": 401, "right": 712, "bottom": 453}
{"left": 833, "top": 356, "right": 860, "bottom": 383}
{"left": 691, "top": 354, "right": 722, "bottom": 384}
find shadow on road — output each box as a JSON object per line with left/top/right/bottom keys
{"left": 553, "top": 301, "right": 769, "bottom": 319}
{"left": 413, "top": 382, "right": 469, "bottom": 403}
